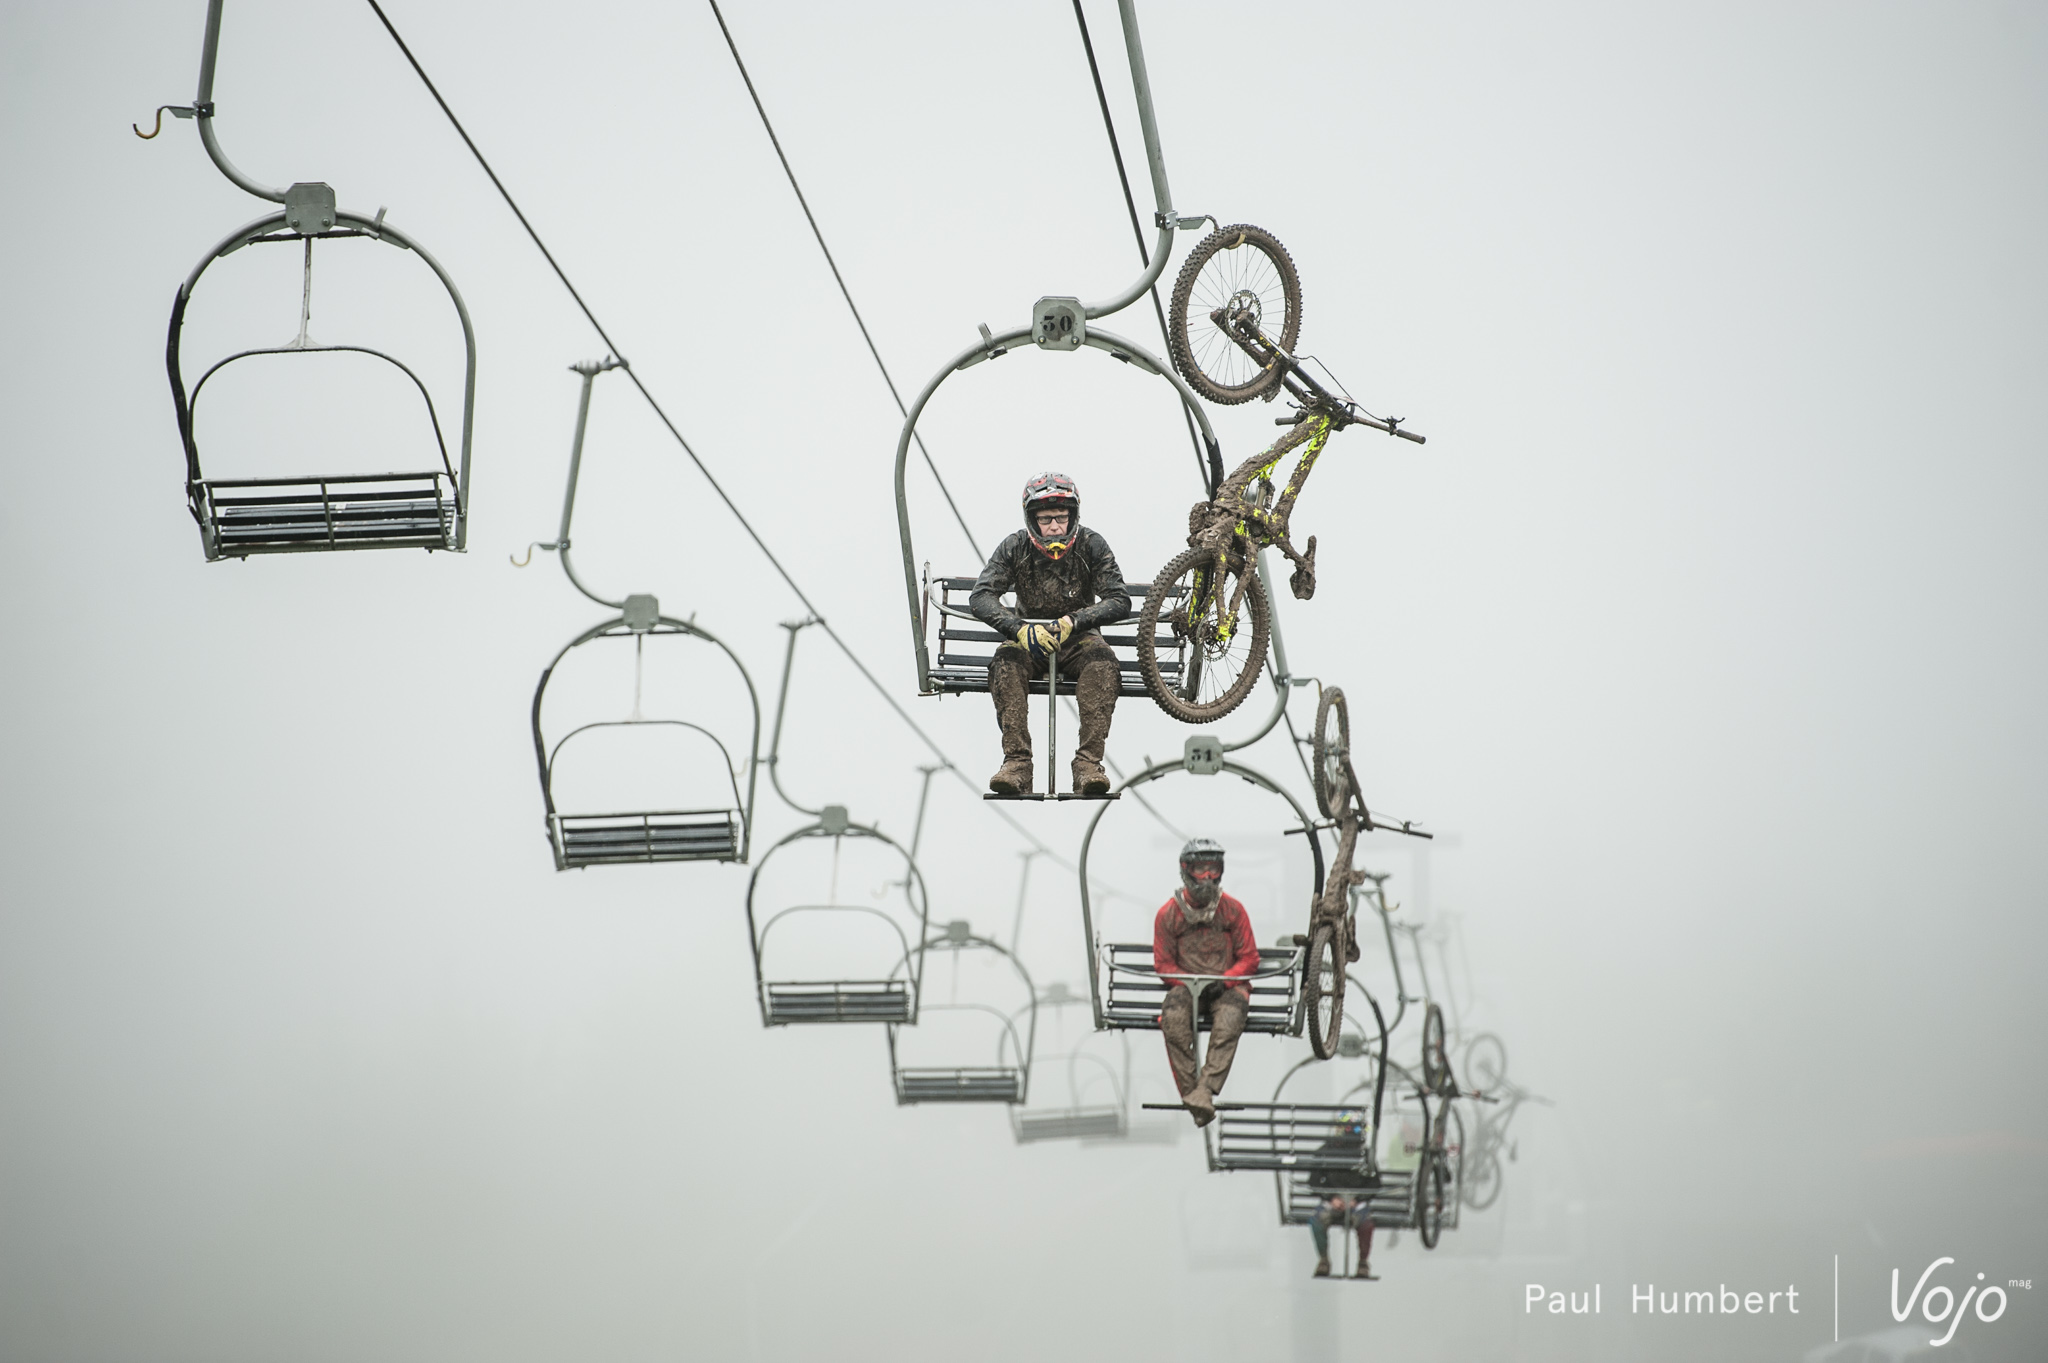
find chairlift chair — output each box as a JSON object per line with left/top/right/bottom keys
{"left": 1075, "top": 756, "right": 1324, "bottom": 1037}
{"left": 745, "top": 811, "right": 932, "bottom": 1027}
{"left": 522, "top": 361, "right": 760, "bottom": 869}
{"left": 152, "top": 3, "right": 475, "bottom": 562}
{"left": 1009, "top": 983, "right": 1130, "bottom": 1142}
{"left": 530, "top": 604, "right": 761, "bottom": 869}
{"left": 888, "top": 921, "right": 1036, "bottom": 1105}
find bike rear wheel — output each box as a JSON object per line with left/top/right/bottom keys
{"left": 1313, "top": 686, "right": 1354, "bottom": 819}
{"left": 1304, "top": 920, "right": 1345, "bottom": 1060}
{"left": 1167, "top": 224, "right": 1302, "bottom": 405}
{"left": 1421, "top": 1002, "right": 1449, "bottom": 1094}
{"left": 1462, "top": 1032, "right": 1508, "bottom": 1092}
{"left": 1137, "top": 544, "right": 1271, "bottom": 724}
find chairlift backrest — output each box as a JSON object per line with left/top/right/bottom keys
{"left": 920, "top": 571, "right": 1185, "bottom": 699}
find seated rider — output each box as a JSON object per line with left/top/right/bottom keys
{"left": 971, "top": 473, "right": 1130, "bottom": 796}
{"left": 1305, "top": 1111, "right": 1379, "bottom": 1279}
{"left": 1153, "top": 838, "right": 1260, "bottom": 1126}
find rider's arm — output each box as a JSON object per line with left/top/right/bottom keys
{"left": 1068, "top": 531, "right": 1132, "bottom": 632}
{"left": 969, "top": 535, "right": 1027, "bottom": 637}
{"left": 1222, "top": 897, "right": 1261, "bottom": 990}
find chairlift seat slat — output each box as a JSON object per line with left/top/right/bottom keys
{"left": 894, "top": 1067, "right": 1024, "bottom": 1105}
{"left": 196, "top": 472, "right": 457, "bottom": 558}
{"left": 762, "top": 980, "right": 913, "bottom": 1025}
{"left": 553, "top": 810, "right": 742, "bottom": 867}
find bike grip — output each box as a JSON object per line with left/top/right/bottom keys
{"left": 1395, "top": 427, "right": 1426, "bottom": 444}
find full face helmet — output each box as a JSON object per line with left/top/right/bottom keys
{"left": 1022, "top": 472, "right": 1080, "bottom": 560}
{"left": 1178, "top": 837, "right": 1226, "bottom": 913}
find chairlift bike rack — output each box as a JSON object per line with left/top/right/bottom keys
{"left": 525, "top": 360, "right": 761, "bottom": 868}
{"left": 154, "top": 0, "right": 476, "bottom": 561}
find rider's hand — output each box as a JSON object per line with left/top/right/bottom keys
{"left": 1031, "top": 616, "right": 1074, "bottom": 653}
{"left": 1014, "top": 624, "right": 1039, "bottom": 657}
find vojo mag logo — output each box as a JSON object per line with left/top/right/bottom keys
{"left": 1890, "top": 1256, "right": 2018, "bottom": 1349}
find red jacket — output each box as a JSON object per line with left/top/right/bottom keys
{"left": 1153, "top": 891, "right": 1261, "bottom": 997}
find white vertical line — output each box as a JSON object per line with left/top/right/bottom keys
{"left": 1834, "top": 1253, "right": 1839, "bottom": 1341}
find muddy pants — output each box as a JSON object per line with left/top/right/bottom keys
{"left": 1310, "top": 1201, "right": 1374, "bottom": 1265}
{"left": 1160, "top": 980, "right": 1248, "bottom": 1098}
{"left": 988, "top": 633, "right": 1120, "bottom": 765}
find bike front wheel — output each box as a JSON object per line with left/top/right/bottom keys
{"left": 1137, "top": 545, "right": 1271, "bottom": 724}
{"left": 1167, "top": 224, "right": 1303, "bottom": 405}
{"left": 1304, "top": 920, "right": 1346, "bottom": 1060}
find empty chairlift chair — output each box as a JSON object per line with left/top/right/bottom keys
{"left": 531, "top": 596, "right": 760, "bottom": 870}
{"left": 150, "top": 0, "right": 475, "bottom": 562}
{"left": 1011, "top": 984, "right": 1130, "bottom": 1143}
{"left": 746, "top": 810, "right": 931, "bottom": 1027}
{"left": 887, "top": 921, "right": 1036, "bottom": 1106}
{"left": 168, "top": 188, "right": 476, "bottom": 561}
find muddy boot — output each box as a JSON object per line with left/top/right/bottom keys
{"left": 988, "top": 650, "right": 1034, "bottom": 794}
{"left": 1183, "top": 1083, "right": 1216, "bottom": 1127}
{"left": 1070, "top": 649, "right": 1117, "bottom": 796}
{"left": 1314, "top": 1258, "right": 1331, "bottom": 1278}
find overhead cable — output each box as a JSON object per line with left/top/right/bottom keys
{"left": 704, "top": 0, "right": 984, "bottom": 568}
{"left": 360, "top": 0, "right": 1096, "bottom": 882}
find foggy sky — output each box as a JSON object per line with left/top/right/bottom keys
{"left": 1, "top": 2, "right": 2043, "bottom": 1360}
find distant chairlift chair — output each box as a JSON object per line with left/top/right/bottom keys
{"left": 530, "top": 600, "right": 760, "bottom": 869}
{"left": 1010, "top": 982, "right": 1130, "bottom": 1143}
{"left": 523, "top": 359, "right": 760, "bottom": 870}
{"left": 745, "top": 808, "right": 932, "bottom": 1027}
{"left": 887, "top": 921, "right": 1036, "bottom": 1105}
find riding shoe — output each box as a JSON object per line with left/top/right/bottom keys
{"left": 989, "top": 755, "right": 1033, "bottom": 795}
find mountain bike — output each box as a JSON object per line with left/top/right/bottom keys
{"left": 1136, "top": 225, "right": 1424, "bottom": 724}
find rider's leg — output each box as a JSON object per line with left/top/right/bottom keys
{"left": 1196, "top": 984, "right": 1250, "bottom": 1097}
{"left": 1353, "top": 1218, "right": 1376, "bottom": 1278}
{"left": 987, "top": 644, "right": 1038, "bottom": 793}
{"left": 1309, "top": 1209, "right": 1332, "bottom": 1275}
{"left": 1067, "top": 635, "right": 1119, "bottom": 796}
{"left": 1159, "top": 983, "right": 1211, "bottom": 1124}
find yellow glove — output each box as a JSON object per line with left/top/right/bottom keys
{"left": 1030, "top": 616, "right": 1075, "bottom": 654}
{"left": 1014, "top": 624, "right": 1037, "bottom": 655}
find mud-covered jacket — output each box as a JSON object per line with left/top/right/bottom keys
{"left": 1306, "top": 1131, "right": 1378, "bottom": 1191}
{"left": 1153, "top": 890, "right": 1260, "bottom": 998}
{"left": 970, "top": 527, "right": 1131, "bottom": 640}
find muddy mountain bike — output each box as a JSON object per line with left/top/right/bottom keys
{"left": 1136, "top": 225, "right": 1424, "bottom": 724}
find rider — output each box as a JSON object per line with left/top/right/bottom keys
{"left": 1153, "top": 838, "right": 1260, "bottom": 1126}
{"left": 1306, "top": 1111, "right": 1379, "bottom": 1279}
{"left": 971, "top": 473, "right": 1130, "bottom": 796}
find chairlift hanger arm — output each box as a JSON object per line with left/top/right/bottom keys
{"left": 1079, "top": 0, "right": 1180, "bottom": 322}
{"left": 185, "top": 0, "right": 287, "bottom": 202}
